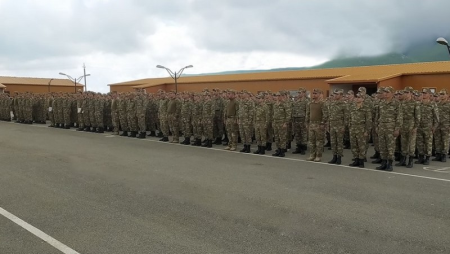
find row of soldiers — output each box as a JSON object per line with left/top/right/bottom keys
{"left": 0, "top": 86, "right": 449, "bottom": 172}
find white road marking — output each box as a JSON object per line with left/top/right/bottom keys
{"left": 4, "top": 121, "right": 450, "bottom": 183}
{"left": 0, "top": 207, "right": 80, "bottom": 254}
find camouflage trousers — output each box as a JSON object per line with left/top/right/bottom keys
{"left": 378, "top": 123, "right": 396, "bottom": 160}
{"left": 308, "top": 123, "right": 325, "bottom": 158}
{"left": 49, "top": 111, "right": 55, "bottom": 126}
{"left": 192, "top": 119, "right": 203, "bottom": 139}
{"left": 168, "top": 114, "right": 179, "bottom": 140}
{"left": 96, "top": 112, "right": 104, "bottom": 129}
{"left": 330, "top": 122, "right": 345, "bottom": 156}
{"left": 182, "top": 117, "right": 193, "bottom": 137}
{"left": 350, "top": 125, "right": 367, "bottom": 159}
{"left": 147, "top": 114, "right": 157, "bottom": 132}
{"left": 63, "top": 109, "right": 71, "bottom": 126}
{"left": 202, "top": 118, "right": 213, "bottom": 140}
{"left": 434, "top": 125, "right": 450, "bottom": 154}
{"left": 372, "top": 124, "right": 379, "bottom": 152}
{"left": 112, "top": 112, "right": 120, "bottom": 134}
{"left": 89, "top": 110, "right": 96, "bottom": 128}
{"left": 286, "top": 120, "right": 293, "bottom": 142}
{"left": 417, "top": 126, "right": 433, "bottom": 156}
{"left": 273, "top": 121, "right": 287, "bottom": 149}
{"left": 83, "top": 109, "right": 91, "bottom": 127}
{"left": 137, "top": 112, "right": 146, "bottom": 132}
{"left": 119, "top": 112, "right": 128, "bottom": 132}
{"left": 266, "top": 122, "right": 274, "bottom": 144}
{"left": 159, "top": 116, "right": 169, "bottom": 137}
{"left": 225, "top": 117, "right": 239, "bottom": 148}
{"left": 213, "top": 114, "right": 224, "bottom": 139}
{"left": 254, "top": 121, "right": 267, "bottom": 146}
{"left": 239, "top": 121, "right": 253, "bottom": 145}
{"left": 78, "top": 113, "right": 84, "bottom": 128}
{"left": 127, "top": 113, "right": 138, "bottom": 132}
{"left": 400, "top": 123, "right": 416, "bottom": 157}
{"left": 293, "top": 118, "right": 307, "bottom": 145}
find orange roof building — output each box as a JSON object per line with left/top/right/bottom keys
{"left": 109, "top": 61, "right": 450, "bottom": 95}
{"left": 0, "top": 76, "right": 84, "bottom": 94}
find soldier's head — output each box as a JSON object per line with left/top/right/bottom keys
{"left": 383, "top": 86, "right": 395, "bottom": 99}
{"left": 355, "top": 92, "right": 364, "bottom": 103}
{"left": 357, "top": 87, "right": 366, "bottom": 95}
{"left": 333, "top": 89, "right": 344, "bottom": 100}
{"left": 311, "top": 89, "right": 322, "bottom": 99}
{"left": 346, "top": 90, "right": 354, "bottom": 100}
{"left": 228, "top": 90, "right": 236, "bottom": 99}
{"left": 439, "top": 89, "right": 448, "bottom": 100}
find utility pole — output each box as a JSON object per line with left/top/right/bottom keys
{"left": 83, "top": 63, "right": 88, "bottom": 92}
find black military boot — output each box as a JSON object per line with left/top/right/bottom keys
{"left": 240, "top": 145, "right": 247, "bottom": 152}
{"left": 335, "top": 156, "right": 342, "bottom": 165}
{"left": 423, "top": 156, "right": 430, "bottom": 165}
{"left": 370, "top": 151, "right": 380, "bottom": 159}
{"left": 266, "top": 142, "right": 272, "bottom": 151}
{"left": 376, "top": 160, "right": 387, "bottom": 170}
{"left": 148, "top": 131, "right": 156, "bottom": 137}
{"left": 129, "top": 131, "right": 137, "bottom": 137}
{"left": 372, "top": 157, "right": 382, "bottom": 164}
{"left": 441, "top": 155, "right": 447, "bottom": 162}
{"left": 395, "top": 155, "right": 406, "bottom": 166}
{"left": 386, "top": 160, "right": 394, "bottom": 171}
{"left": 328, "top": 155, "right": 337, "bottom": 164}
{"left": 259, "top": 146, "right": 266, "bottom": 155}
{"left": 195, "top": 138, "right": 202, "bottom": 146}
{"left": 159, "top": 136, "right": 168, "bottom": 142}
{"left": 207, "top": 140, "right": 213, "bottom": 148}
{"left": 394, "top": 152, "right": 401, "bottom": 162}
{"left": 202, "top": 139, "right": 209, "bottom": 147}
{"left": 432, "top": 153, "right": 441, "bottom": 161}
{"left": 406, "top": 156, "right": 414, "bottom": 168}
{"left": 183, "top": 137, "right": 190, "bottom": 145}
{"left": 245, "top": 145, "right": 251, "bottom": 153}
{"left": 415, "top": 155, "right": 424, "bottom": 164}
{"left": 349, "top": 158, "right": 359, "bottom": 167}
{"left": 279, "top": 149, "right": 285, "bottom": 157}
{"left": 120, "top": 131, "right": 128, "bottom": 137}
{"left": 191, "top": 138, "right": 198, "bottom": 146}
{"left": 358, "top": 158, "right": 365, "bottom": 168}
{"left": 213, "top": 137, "right": 222, "bottom": 145}
{"left": 272, "top": 149, "right": 281, "bottom": 157}
{"left": 253, "top": 146, "right": 261, "bottom": 154}
{"left": 292, "top": 144, "right": 302, "bottom": 154}
{"left": 157, "top": 132, "right": 164, "bottom": 137}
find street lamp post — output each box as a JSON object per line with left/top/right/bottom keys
{"left": 436, "top": 37, "right": 450, "bottom": 57}
{"left": 48, "top": 78, "right": 54, "bottom": 93}
{"left": 156, "top": 65, "right": 193, "bottom": 93}
{"left": 59, "top": 72, "right": 91, "bottom": 93}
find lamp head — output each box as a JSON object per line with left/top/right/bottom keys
{"left": 437, "top": 37, "right": 449, "bottom": 46}
{"left": 185, "top": 65, "right": 193, "bottom": 68}
{"left": 59, "top": 72, "right": 66, "bottom": 76}
{"left": 156, "top": 65, "right": 165, "bottom": 69}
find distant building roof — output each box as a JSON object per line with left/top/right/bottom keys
{"left": 0, "top": 76, "right": 84, "bottom": 86}
{"left": 108, "top": 61, "right": 450, "bottom": 89}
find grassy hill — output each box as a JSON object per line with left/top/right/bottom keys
{"left": 191, "top": 39, "right": 450, "bottom": 76}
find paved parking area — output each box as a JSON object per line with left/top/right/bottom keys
{"left": 1, "top": 121, "right": 449, "bottom": 254}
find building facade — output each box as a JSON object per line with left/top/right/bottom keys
{"left": 0, "top": 77, "right": 84, "bottom": 95}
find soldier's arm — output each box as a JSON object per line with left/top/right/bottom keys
{"left": 366, "top": 107, "right": 373, "bottom": 133}
{"left": 395, "top": 102, "right": 403, "bottom": 132}
{"left": 414, "top": 102, "right": 421, "bottom": 129}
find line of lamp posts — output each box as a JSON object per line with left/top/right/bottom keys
{"left": 50, "top": 38, "right": 449, "bottom": 94}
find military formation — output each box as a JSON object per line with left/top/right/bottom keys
{"left": 0, "top": 86, "right": 449, "bottom": 172}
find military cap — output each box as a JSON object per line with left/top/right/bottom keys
{"left": 298, "top": 87, "right": 306, "bottom": 93}
{"left": 333, "top": 89, "right": 344, "bottom": 95}
{"left": 439, "top": 89, "right": 447, "bottom": 95}
{"left": 347, "top": 90, "right": 354, "bottom": 95}
{"left": 356, "top": 92, "right": 364, "bottom": 98}
{"left": 404, "top": 86, "right": 414, "bottom": 92}
{"left": 312, "top": 88, "right": 323, "bottom": 94}
{"left": 384, "top": 86, "right": 394, "bottom": 93}
{"left": 377, "top": 87, "right": 384, "bottom": 93}
{"left": 422, "top": 88, "right": 432, "bottom": 94}
{"left": 358, "top": 87, "right": 366, "bottom": 93}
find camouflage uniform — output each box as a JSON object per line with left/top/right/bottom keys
{"left": 265, "top": 96, "right": 274, "bottom": 151}
{"left": 94, "top": 95, "right": 105, "bottom": 132}
{"left": 180, "top": 96, "right": 193, "bottom": 143}
{"left": 376, "top": 87, "right": 403, "bottom": 171}
{"left": 238, "top": 96, "right": 255, "bottom": 150}
{"left": 82, "top": 95, "right": 91, "bottom": 130}
{"left": 191, "top": 95, "right": 204, "bottom": 145}
{"left": 348, "top": 96, "right": 372, "bottom": 166}
{"left": 213, "top": 95, "right": 224, "bottom": 143}
{"left": 253, "top": 97, "right": 269, "bottom": 154}
{"left": 118, "top": 95, "right": 129, "bottom": 135}
{"left": 291, "top": 91, "right": 309, "bottom": 154}
{"left": 416, "top": 90, "right": 439, "bottom": 164}
{"left": 127, "top": 94, "right": 138, "bottom": 136}
{"left": 327, "top": 90, "right": 347, "bottom": 164}
{"left": 111, "top": 97, "right": 120, "bottom": 135}
{"left": 224, "top": 96, "right": 239, "bottom": 151}
{"left": 76, "top": 94, "right": 84, "bottom": 130}
{"left": 136, "top": 92, "right": 147, "bottom": 138}
{"left": 433, "top": 90, "right": 450, "bottom": 162}
{"left": 158, "top": 96, "right": 169, "bottom": 140}
{"left": 167, "top": 96, "right": 180, "bottom": 142}
{"left": 201, "top": 95, "right": 214, "bottom": 147}
{"left": 272, "top": 95, "right": 292, "bottom": 157}
{"left": 88, "top": 95, "right": 97, "bottom": 130}
{"left": 306, "top": 90, "right": 329, "bottom": 162}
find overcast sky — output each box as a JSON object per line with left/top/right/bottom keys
{"left": 0, "top": 0, "right": 449, "bottom": 92}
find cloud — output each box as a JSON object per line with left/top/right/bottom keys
{"left": 0, "top": 0, "right": 449, "bottom": 92}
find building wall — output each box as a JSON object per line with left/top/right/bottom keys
{"left": 378, "top": 76, "right": 403, "bottom": 90}
{"left": 109, "top": 84, "right": 138, "bottom": 93}
{"left": 4, "top": 84, "right": 84, "bottom": 94}
{"left": 401, "top": 74, "right": 450, "bottom": 92}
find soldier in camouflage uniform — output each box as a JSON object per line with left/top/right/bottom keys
{"left": 348, "top": 93, "right": 372, "bottom": 167}
{"left": 212, "top": 89, "right": 224, "bottom": 145}
{"left": 180, "top": 92, "right": 193, "bottom": 145}
{"left": 111, "top": 93, "right": 120, "bottom": 135}
{"left": 166, "top": 91, "right": 180, "bottom": 143}
{"left": 272, "top": 92, "right": 292, "bottom": 157}
{"left": 327, "top": 89, "right": 347, "bottom": 165}
{"left": 371, "top": 88, "right": 384, "bottom": 163}
{"left": 82, "top": 93, "right": 91, "bottom": 131}
{"left": 118, "top": 93, "right": 129, "bottom": 136}
{"left": 253, "top": 94, "right": 269, "bottom": 155}
{"left": 238, "top": 92, "right": 255, "bottom": 153}
{"left": 201, "top": 92, "right": 214, "bottom": 148}
{"left": 191, "top": 93, "right": 203, "bottom": 146}
{"left": 395, "top": 87, "right": 421, "bottom": 168}
{"left": 432, "top": 89, "right": 450, "bottom": 162}
{"left": 136, "top": 90, "right": 147, "bottom": 138}
{"left": 376, "top": 86, "right": 403, "bottom": 171}
{"left": 104, "top": 94, "right": 112, "bottom": 132}
{"left": 94, "top": 93, "right": 105, "bottom": 133}
{"left": 147, "top": 94, "right": 158, "bottom": 137}
{"left": 265, "top": 93, "right": 274, "bottom": 151}
{"left": 416, "top": 88, "right": 439, "bottom": 165}
{"left": 24, "top": 93, "right": 34, "bottom": 124}
{"left": 306, "top": 89, "right": 329, "bottom": 162}
{"left": 127, "top": 93, "right": 138, "bottom": 137}
{"left": 224, "top": 90, "right": 239, "bottom": 151}
{"left": 47, "top": 93, "right": 55, "bottom": 127}
{"left": 291, "top": 88, "right": 309, "bottom": 155}
{"left": 76, "top": 92, "right": 84, "bottom": 131}
{"left": 158, "top": 92, "right": 170, "bottom": 142}
{"left": 88, "top": 93, "right": 97, "bottom": 132}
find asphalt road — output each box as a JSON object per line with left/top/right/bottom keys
{"left": 1, "top": 121, "right": 449, "bottom": 254}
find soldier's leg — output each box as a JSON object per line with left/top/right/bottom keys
{"left": 308, "top": 126, "right": 316, "bottom": 160}
{"left": 350, "top": 128, "right": 358, "bottom": 159}
{"left": 315, "top": 126, "right": 325, "bottom": 160}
